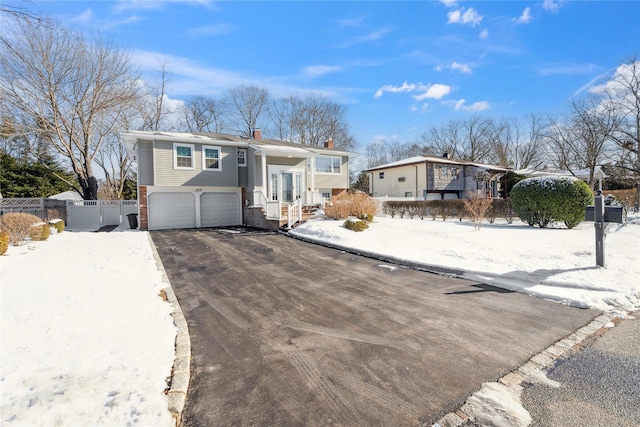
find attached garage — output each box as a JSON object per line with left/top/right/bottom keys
{"left": 147, "top": 189, "right": 242, "bottom": 231}
{"left": 201, "top": 192, "right": 242, "bottom": 228}
{"left": 148, "top": 192, "right": 196, "bottom": 230}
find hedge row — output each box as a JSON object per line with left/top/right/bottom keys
{"left": 381, "top": 199, "right": 517, "bottom": 223}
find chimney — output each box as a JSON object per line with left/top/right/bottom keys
{"left": 443, "top": 152, "right": 451, "bottom": 159}
{"left": 324, "top": 137, "right": 334, "bottom": 149}
{"left": 252, "top": 128, "right": 262, "bottom": 140}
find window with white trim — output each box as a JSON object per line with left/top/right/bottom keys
{"left": 315, "top": 156, "right": 341, "bottom": 174}
{"left": 320, "top": 190, "right": 331, "bottom": 200}
{"left": 202, "top": 146, "right": 222, "bottom": 171}
{"left": 174, "top": 143, "right": 194, "bottom": 169}
{"left": 270, "top": 174, "right": 278, "bottom": 201}
{"left": 237, "top": 148, "right": 247, "bottom": 167}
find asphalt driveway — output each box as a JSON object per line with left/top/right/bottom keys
{"left": 151, "top": 228, "right": 598, "bottom": 426}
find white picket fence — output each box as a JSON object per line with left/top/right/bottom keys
{"left": 0, "top": 198, "right": 138, "bottom": 230}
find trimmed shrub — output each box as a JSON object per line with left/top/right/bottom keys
{"left": 30, "top": 222, "right": 50, "bottom": 241}
{"left": 50, "top": 219, "right": 65, "bottom": 233}
{"left": 0, "top": 212, "right": 43, "bottom": 245}
{"left": 0, "top": 231, "right": 9, "bottom": 255}
{"left": 343, "top": 219, "right": 369, "bottom": 232}
{"left": 463, "top": 191, "right": 492, "bottom": 230}
{"left": 510, "top": 176, "right": 594, "bottom": 228}
{"left": 325, "top": 192, "right": 379, "bottom": 220}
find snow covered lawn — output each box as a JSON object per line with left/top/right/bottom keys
{"left": 291, "top": 215, "right": 640, "bottom": 312}
{"left": 1, "top": 231, "right": 176, "bottom": 426}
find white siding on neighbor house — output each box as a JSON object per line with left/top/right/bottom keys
{"left": 138, "top": 140, "right": 154, "bottom": 186}
{"left": 370, "top": 164, "right": 426, "bottom": 197}
{"left": 153, "top": 141, "right": 239, "bottom": 187}
{"left": 313, "top": 156, "right": 350, "bottom": 190}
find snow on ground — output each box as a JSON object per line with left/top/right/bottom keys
{"left": 0, "top": 230, "right": 176, "bottom": 426}
{"left": 291, "top": 214, "right": 640, "bottom": 312}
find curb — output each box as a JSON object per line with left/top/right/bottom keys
{"left": 430, "top": 311, "right": 621, "bottom": 427}
{"left": 147, "top": 233, "right": 191, "bottom": 427}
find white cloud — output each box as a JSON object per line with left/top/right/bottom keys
{"left": 335, "top": 27, "right": 392, "bottom": 48}
{"left": 445, "top": 99, "right": 490, "bottom": 112}
{"left": 447, "top": 7, "right": 483, "bottom": 27}
{"left": 513, "top": 7, "right": 532, "bottom": 24}
{"left": 375, "top": 82, "right": 451, "bottom": 101}
{"left": 435, "top": 62, "right": 472, "bottom": 74}
{"left": 188, "top": 23, "right": 234, "bottom": 37}
{"left": 303, "top": 65, "right": 343, "bottom": 79}
{"left": 439, "top": 0, "right": 457, "bottom": 7}
{"left": 543, "top": 0, "right": 563, "bottom": 13}
{"left": 479, "top": 28, "right": 489, "bottom": 39}
{"left": 114, "top": 0, "right": 215, "bottom": 12}
{"left": 413, "top": 84, "right": 451, "bottom": 100}
{"left": 374, "top": 81, "right": 416, "bottom": 98}
{"left": 70, "top": 8, "right": 95, "bottom": 24}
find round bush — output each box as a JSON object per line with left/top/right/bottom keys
{"left": 343, "top": 219, "right": 369, "bottom": 232}
{"left": 30, "top": 223, "right": 50, "bottom": 241}
{"left": 510, "top": 176, "right": 594, "bottom": 228}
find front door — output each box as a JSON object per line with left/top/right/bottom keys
{"left": 282, "top": 173, "right": 294, "bottom": 203}
{"left": 269, "top": 166, "right": 304, "bottom": 204}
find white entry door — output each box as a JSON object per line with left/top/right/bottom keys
{"left": 269, "top": 167, "right": 304, "bottom": 203}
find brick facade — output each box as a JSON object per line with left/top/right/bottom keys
{"left": 139, "top": 185, "right": 148, "bottom": 230}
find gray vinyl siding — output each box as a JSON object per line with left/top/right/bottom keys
{"left": 138, "top": 140, "right": 154, "bottom": 186}
{"left": 153, "top": 141, "right": 238, "bottom": 187}
{"left": 238, "top": 166, "right": 248, "bottom": 188}
{"left": 313, "top": 156, "right": 349, "bottom": 189}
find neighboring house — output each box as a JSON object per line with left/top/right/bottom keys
{"left": 365, "top": 154, "right": 510, "bottom": 200}
{"left": 122, "top": 130, "right": 355, "bottom": 231}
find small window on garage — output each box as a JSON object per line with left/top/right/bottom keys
{"left": 405, "top": 191, "right": 413, "bottom": 197}
{"left": 237, "top": 148, "right": 247, "bottom": 167}
{"left": 398, "top": 177, "right": 406, "bottom": 182}
{"left": 202, "top": 146, "right": 222, "bottom": 171}
{"left": 379, "top": 172, "right": 384, "bottom": 179}
{"left": 174, "top": 143, "right": 194, "bottom": 169}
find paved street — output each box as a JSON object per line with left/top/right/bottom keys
{"left": 152, "top": 228, "right": 598, "bottom": 426}
{"left": 521, "top": 314, "right": 640, "bottom": 426}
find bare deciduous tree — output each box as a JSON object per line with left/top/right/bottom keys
{"left": 0, "top": 18, "right": 140, "bottom": 199}
{"left": 595, "top": 56, "right": 640, "bottom": 210}
{"left": 225, "top": 85, "right": 270, "bottom": 137}
{"left": 545, "top": 95, "right": 618, "bottom": 188}
{"left": 182, "top": 95, "right": 228, "bottom": 133}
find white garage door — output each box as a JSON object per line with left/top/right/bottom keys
{"left": 148, "top": 192, "right": 196, "bottom": 230}
{"left": 201, "top": 192, "right": 241, "bottom": 227}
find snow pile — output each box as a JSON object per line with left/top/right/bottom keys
{"left": 0, "top": 231, "right": 177, "bottom": 426}
{"left": 291, "top": 215, "right": 640, "bottom": 312}
{"left": 464, "top": 382, "right": 532, "bottom": 427}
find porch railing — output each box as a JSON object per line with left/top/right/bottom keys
{"left": 286, "top": 199, "right": 303, "bottom": 229}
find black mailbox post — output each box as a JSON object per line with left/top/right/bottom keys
{"left": 584, "top": 192, "right": 625, "bottom": 267}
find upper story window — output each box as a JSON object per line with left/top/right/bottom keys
{"left": 379, "top": 172, "right": 385, "bottom": 179}
{"left": 202, "top": 145, "right": 222, "bottom": 171}
{"left": 237, "top": 148, "right": 247, "bottom": 167}
{"left": 174, "top": 143, "right": 194, "bottom": 169}
{"left": 315, "top": 156, "right": 341, "bottom": 174}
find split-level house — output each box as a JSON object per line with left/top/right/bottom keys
{"left": 122, "top": 130, "right": 355, "bottom": 230}
{"left": 365, "top": 154, "right": 510, "bottom": 200}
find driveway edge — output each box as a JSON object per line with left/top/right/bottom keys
{"left": 285, "top": 231, "right": 625, "bottom": 426}
{"left": 430, "top": 311, "right": 620, "bottom": 427}
{"left": 147, "top": 233, "right": 191, "bottom": 427}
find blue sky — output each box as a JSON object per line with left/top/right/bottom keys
{"left": 11, "top": 0, "right": 640, "bottom": 148}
